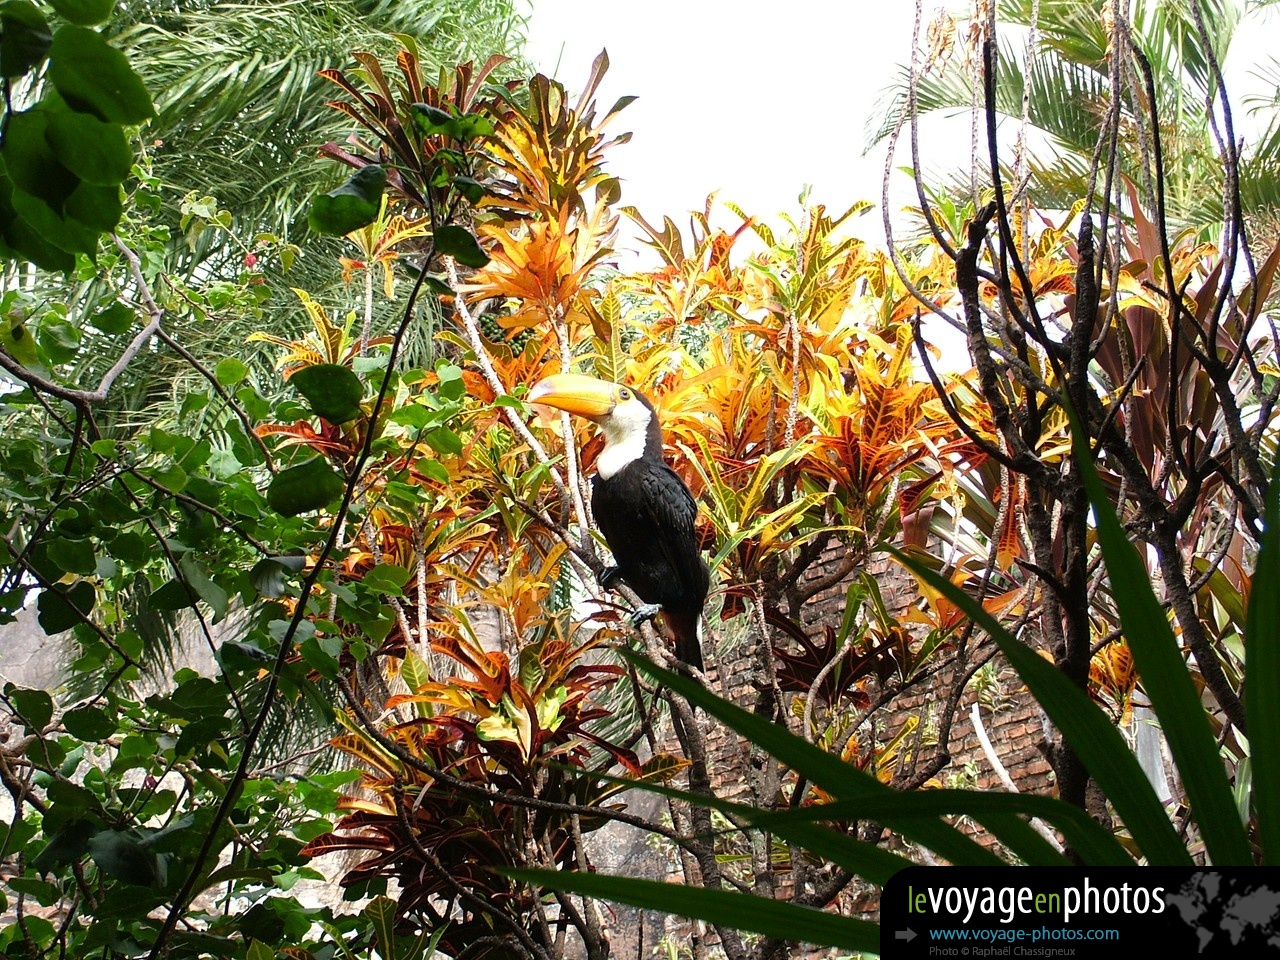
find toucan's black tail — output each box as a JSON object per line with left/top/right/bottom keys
{"left": 662, "top": 609, "right": 704, "bottom": 674}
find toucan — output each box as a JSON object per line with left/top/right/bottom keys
{"left": 529, "top": 373, "right": 708, "bottom": 672}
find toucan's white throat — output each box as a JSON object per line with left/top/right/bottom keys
{"left": 594, "top": 397, "right": 652, "bottom": 480}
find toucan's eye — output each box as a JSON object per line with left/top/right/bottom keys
{"left": 619, "top": 388, "right": 632, "bottom": 400}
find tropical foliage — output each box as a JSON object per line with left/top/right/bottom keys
{"left": 870, "top": 0, "right": 1280, "bottom": 238}
{"left": 0, "top": 1, "right": 1277, "bottom": 958}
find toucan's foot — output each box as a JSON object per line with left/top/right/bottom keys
{"left": 598, "top": 566, "right": 621, "bottom": 590}
{"left": 628, "top": 603, "right": 662, "bottom": 628}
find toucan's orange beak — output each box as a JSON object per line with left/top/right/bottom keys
{"left": 528, "top": 374, "right": 620, "bottom": 422}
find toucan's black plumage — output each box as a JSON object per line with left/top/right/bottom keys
{"left": 529, "top": 374, "right": 708, "bottom": 671}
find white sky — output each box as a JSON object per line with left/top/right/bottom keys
{"left": 523, "top": 1, "right": 918, "bottom": 259}
{"left": 523, "top": 1, "right": 1279, "bottom": 266}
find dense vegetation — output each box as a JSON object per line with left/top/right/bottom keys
{"left": 1, "top": 1, "right": 1276, "bottom": 958}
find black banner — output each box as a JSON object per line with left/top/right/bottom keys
{"left": 880, "top": 867, "right": 1280, "bottom": 957}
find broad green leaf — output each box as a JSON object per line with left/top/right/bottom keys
{"left": 48, "top": 26, "right": 154, "bottom": 124}
{"left": 410, "top": 102, "right": 455, "bottom": 135}
{"left": 8, "top": 686, "right": 53, "bottom": 730}
{"left": 62, "top": 705, "right": 116, "bottom": 741}
{"left": 298, "top": 636, "right": 340, "bottom": 681}
{"left": 216, "top": 641, "right": 274, "bottom": 674}
{"left": 148, "top": 578, "right": 195, "bottom": 612}
{"left": 30, "top": 820, "right": 95, "bottom": 875}
{"left": 0, "top": 1, "right": 51, "bottom": 78}
{"left": 214, "top": 356, "right": 249, "bottom": 386}
{"left": 1, "top": 210, "right": 75, "bottom": 269}
{"left": 249, "top": 555, "right": 305, "bottom": 598}
{"left": 36, "top": 580, "right": 95, "bottom": 634}
{"left": 46, "top": 537, "right": 94, "bottom": 575}
{"left": 45, "top": 104, "right": 131, "bottom": 185}
{"left": 64, "top": 178, "right": 122, "bottom": 232}
{"left": 423, "top": 424, "right": 462, "bottom": 456}
{"left": 6, "top": 877, "right": 60, "bottom": 906}
{"left": 2, "top": 107, "right": 77, "bottom": 208}
{"left": 1, "top": 314, "right": 40, "bottom": 365}
{"left": 10, "top": 182, "right": 98, "bottom": 257}
{"left": 178, "top": 555, "right": 229, "bottom": 621}
{"left": 452, "top": 175, "right": 486, "bottom": 204}
{"left": 421, "top": 272, "right": 452, "bottom": 297}
{"left": 267, "top": 457, "right": 345, "bottom": 516}
{"left": 36, "top": 312, "right": 80, "bottom": 364}
{"left": 1247, "top": 457, "right": 1280, "bottom": 863}
{"left": 308, "top": 164, "right": 386, "bottom": 236}
{"left": 46, "top": 0, "right": 114, "bottom": 25}
{"left": 435, "top": 224, "right": 488, "bottom": 267}
{"left": 505, "top": 868, "right": 878, "bottom": 954}
{"left": 88, "top": 829, "right": 161, "bottom": 886}
{"left": 361, "top": 562, "right": 411, "bottom": 595}
{"left": 90, "top": 301, "right": 134, "bottom": 334}
{"left": 289, "top": 363, "right": 363, "bottom": 423}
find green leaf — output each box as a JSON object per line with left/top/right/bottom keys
{"left": 10, "top": 179, "right": 98, "bottom": 257}
{"left": 1247, "top": 457, "right": 1280, "bottom": 864}
{"left": 410, "top": 102, "right": 456, "bottom": 135}
{"left": 36, "top": 580, "right": 95, "bottom": 634}
{"left": 0, "top": 156, "right": 71, "bottom": 270}
{"left": 62, "top": 705, "right": 116, "bottom": 741}
{"left": 423, "top": 425, "right": 462, "bottom": 456}
{"left": 361, "top": 562, "right": 411, "bottom": 596}
{"left": 0, "top": 1, "right": 51, "bottom": 78}
{"left": 6, "top": 877, "right": 60, "bottom": 906}
{"left": 452, "top": 175, "right": 486, "bottom": 204}
{"left": 505, "top": 868, "right": 878, "bottom": 954}
{"left": 8, "top": 686, "right": 53, "bottom": 730}
{"left": 297, "top": 636, "right": 339, "bottom": 680}
{"left": 267, "top": 457, "right": 345, "bottom": 516}
{"left": 401, "top": 647, "right": 431, "bottom": 696}
{"left": 64, "top": 178, "right": 122, "bottom": 232}
{"left": 289, "top": 363, "right": 363, "bottom": 423}
{"left": 216, "top": 641, "right": 274, "bottom": 673}
{"left": 46, "top": 0, "right": 114, "bottom": 25}
{"left": 148, "top": 579, "right": 195, "bottom": 612}
{"left": 46, "top": 536, "right": 95, "bottom": 575}
{"left": 2, "top": 107, "right": 78, "bottom": 208}
{"left": 214, "top": 356, "right": 249, "bottom": 386}
{"left": 421, "top": 273, "right": 452, "bottom": 298}
{"left": 48, "top": 26, "right": 154, "bottom": 124}
{"left": 178, "top": 555, "right": 228, "bottom": 621}
{"left": 37, "top": 311, "right": 81, "bottom": 364}
{"left": 90, "top": 301, "right": 134, "bottom": 334}
{"left": 249, "top": 555, "right": 305, "bottom": 598}
{"left": 1, "top": 314, "right": 40, "bottom": 365}
{"left": 88, "top": 829, "right": 162, "bottom": 886}
{"left": 45, "top": 103, "right": 131, "bottom": 185}
{"left": 308, "top": 164, "right": 386, "bottom": 236}
{"left": 31, "top": 820, "right": 95, "bottom": 875}
{"left": 435, "top": 224, "right": 488, "bottom": 267}
{"left": 364, "top": 896, "right": 397, "bottom": 957}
